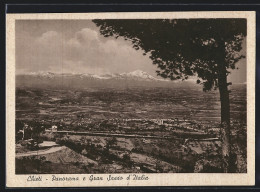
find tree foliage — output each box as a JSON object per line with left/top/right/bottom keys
{"left": 93, "top": 19, "right": 246, "bottom": 91}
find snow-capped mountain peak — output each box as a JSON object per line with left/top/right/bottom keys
{"left": 28, "top": 71, "right": 55, "bottom": 78}
{"left": 119, "top": 70, "right": 161, "bottom": 81}
{"left": 123, "top": 70, "right": 153, "bottom": 78}
{"left": 80, "top": 73, "right": 110, "bottom": 79}
{"left": 24, "top": 70, "right": 168, "bottom": 81}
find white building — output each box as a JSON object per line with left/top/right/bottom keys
{"left": 51, "top": 125, "right": 58, "bottom": 132}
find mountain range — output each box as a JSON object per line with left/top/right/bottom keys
{"left": 16, "top": 70, "right": 200, "bottom": 89}
{"left": 26, "top": 70, "right": 168, "bottom": 81}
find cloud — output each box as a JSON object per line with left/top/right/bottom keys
{"left": 36, "top": 31, "right": 60, "bottom": 43}
{"left": 16, "top": 27, "right": 157, "bottom": 75}
{"left": 75, "top": 28, "right": 99, "bottom": 42}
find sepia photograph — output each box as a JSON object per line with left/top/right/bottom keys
{"left": 6, "top": 12, "right": 255, "bottom": 187}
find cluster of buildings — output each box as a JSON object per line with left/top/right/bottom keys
{"left": 17, "top": 115, "right": 221, "bottom": 143}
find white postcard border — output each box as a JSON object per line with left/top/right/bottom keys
{"left": 6, "top": 11, "right": 255, "bottom": 187}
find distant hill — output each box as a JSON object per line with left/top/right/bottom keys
{"left": 16, "top": 70, "right": 205, "bottom": 90}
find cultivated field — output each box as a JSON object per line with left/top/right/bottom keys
{"left": 15, "top": 84, "right": 247, "bottom": 173}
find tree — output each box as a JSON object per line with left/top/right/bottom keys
{"left": 93, "top": 19, "right": 247, "bottom": 172}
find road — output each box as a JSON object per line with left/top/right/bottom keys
{"left": 16, "top": 146, "right": 66, "bottom": 157}
{"left": 46, "top": 130, "right": 218, "bottom": 140}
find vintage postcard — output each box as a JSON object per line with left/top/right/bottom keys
{"left": 6, "top": 11, "right": 255, "bottom": 187}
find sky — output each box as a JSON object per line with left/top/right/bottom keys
{"left": 15, "top": 20, "right": 246, "bottom": 83}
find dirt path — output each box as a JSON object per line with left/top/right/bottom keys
{"left": 16, "top": 146, "right": 66, "bottom": 157}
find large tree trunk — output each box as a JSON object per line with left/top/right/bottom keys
{"left": 217, "top": 56, "right": 231, "bottom": 173}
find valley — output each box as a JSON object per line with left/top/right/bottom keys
{"left": 15, "top": 72, "right": 247, "bottom": 174}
